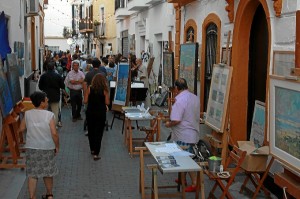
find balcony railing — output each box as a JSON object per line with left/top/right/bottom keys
{"left": 79, "top": 20, "right": 94, "bottom": 33}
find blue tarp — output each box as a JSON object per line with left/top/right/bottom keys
{"left": 0, "top": 11, "right": 11, "bottom": 61}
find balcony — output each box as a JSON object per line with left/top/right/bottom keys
{"left": 79, "top": 20, "right": 94, "bottom": 33}
{"left": 115, "top": 8, "right": 134, "bottom": 20}
{"left": 127, "top": 0, "right": 149, "bottom": 11}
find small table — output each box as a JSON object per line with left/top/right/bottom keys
{"left": 137, "top": 142, "right": 205, "bottom": 199}
{"left": 123, "top": 108, "right": 160, "bottom": 157}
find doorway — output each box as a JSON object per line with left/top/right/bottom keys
{"left": 247, "top": 4, "right": 268, "bottom": 139}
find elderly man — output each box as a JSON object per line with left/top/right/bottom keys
{"left": 165, "top": 78, "right": 200, "bottom": 192}
{"left": 65, "top": 60, "right": 85, "bottom": 122}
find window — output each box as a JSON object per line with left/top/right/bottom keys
{"left": 204, "top": 23, "right": 217, "bottom": 111}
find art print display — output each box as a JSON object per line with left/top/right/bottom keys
{"left": 205, "top": 64, "right": 232, "bottom": 133}
{"left": 0, "top": 55, "right": 13, "bottom": 117}
{"left": 269, "top": 76, "right": 300, "bottom": 172}
{"left": 6, "top": 53, "right": 22, "bottom": 105}
{"left": 114, "top": 63, "right": 130, "bottom": 106}
{"left": 250, "top": 101, "right": 265, "bottom": 147}
{"left": 179, "top": 43, "right": 198, "bottom": 94}
{"left": 163, "top": 52, "right": 174, "bottom": 87}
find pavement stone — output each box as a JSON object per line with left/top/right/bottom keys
{"left": 0, "top": 105, "right": 276, "bottom": 199}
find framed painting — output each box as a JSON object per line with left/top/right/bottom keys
{"left": 113, "top": 62, "right": 130, "bottom": 106}
{"left": 0, "top": 55, "right": 13, "bottom": 118}
{"left": 179, "top": 43, "right": 199, "bottom": 94}
{"left": 6, "top": 53, "right": 22, "bottom": 105}
{"left": 272, "top": 51, "right": 294, "bottom": 77}
{"left": 205, "top": 64, "right": 233, "bottom": 133}
{"left": 269, "top": 76, "right": 300, "bottom": 172}
{"left": 250, "top": 100, "right": 265, "bottom": 147}
{"left": 163, "top": 52, "right": 174, "bottom": 87}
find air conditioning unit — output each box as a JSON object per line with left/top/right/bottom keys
{"left": 26, "top": 0, "right": 39, "bottom": 16}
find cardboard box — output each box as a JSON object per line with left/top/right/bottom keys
{"left": 237, "top": 141, "right": 269, "bottom": 172}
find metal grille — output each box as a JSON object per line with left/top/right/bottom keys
{"left": 204, "top": 23, "right": 217, "bottom": 111}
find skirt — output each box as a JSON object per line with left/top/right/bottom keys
{"left": 26, "top": 149, "right": 59, "bottom": 178}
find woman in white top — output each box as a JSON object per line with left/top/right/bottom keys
{"left": 18, "top": 91, "right": 59, "bottom": 199}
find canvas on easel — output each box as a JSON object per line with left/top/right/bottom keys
{"left": 179, "top": 43, "right": 199, "bottom": 94}
{"left": 113, "top": 62, "right": 130, "bottom": 106}
{"left": 205, "top": 64, "right": 233, "bottom": 133}
{"left": 0, "top": 55, "right": 13, "bottom": 118}
{"left": 6, "top": 53, "right": 22, "bottom": 105}
{"left": 163, "top": 52, "right": 174, "bottom": 87}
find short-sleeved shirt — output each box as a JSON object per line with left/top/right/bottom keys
{"left": 25, "top": 109, "right": 55, "bottom": 150}
{"left": 170, "top": 90, "right": 200, "bottom": 143}
{"left": 65, "top": 70, "right": 85, "bottom": 90}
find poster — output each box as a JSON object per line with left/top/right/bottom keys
{"left": 0, "top": 55, "right": 13, "bottom": 117}
{"left": 6, "top": 53, "right": 22, "bottom": 105}
{"left": 163, "top": 52, "right": 174, "bottom": 87}
{"left": 205, "top": 64, "right": 232, "bottom": 133}
{"left": 179, "top": 43, "right": 198, "bottom": 94}
{"left": 114, "top": 63, "right": 130, "bottom": 105}
{"left": 250, "top": 101, "right": 265, "bottom": 147}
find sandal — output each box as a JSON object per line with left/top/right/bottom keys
{"left": 42, "top": 194, "right": 53, "bottom": 199}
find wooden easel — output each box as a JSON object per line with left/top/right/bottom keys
{"left": 204, "top": 31, "right": 233, "bottom": 165}
{"left": 0, "top": 113, "right": 25, "bottom": 169}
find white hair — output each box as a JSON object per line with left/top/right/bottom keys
{"left": 71, "top": 60, "right": 81, "bottom": 69}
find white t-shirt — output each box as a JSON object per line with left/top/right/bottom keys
{"left": 25, "top": 109, "right": 55, "bottom": 150}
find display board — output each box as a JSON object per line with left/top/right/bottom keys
{"left": 269, "top": 76, "right": 300, "bottom": 172}
{"left": 113, "top": 62, "right": 130, "bottom": 106}
{"left": 205, "top": 64, "right": 232, "bottom": 133}
{"left": 250, "top": 100, "right": 265, "bottom": 147}
{"left": 163, "top": 52, "right": 174, "bottom": 87}
{"left": 0, "top": 56, "right": 13, "bottom": 117}
{"left": 179, "top": 43, "right": 198, "bottom": 94}
{"left": 6, "top": 53, "right": 22, "bottom": 105}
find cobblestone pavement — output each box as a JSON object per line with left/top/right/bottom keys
{"left": 0, "top": 106, "right": 275, "bottom": 199}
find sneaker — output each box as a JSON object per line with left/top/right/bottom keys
{"left": 57, "top": 122, "right": 63, "bottom": 127}
{"left": 84, "top": 131, "right": 88, "bottom": 136}
{"left": 185, "top": 185, "right": 197, "bottom": 192}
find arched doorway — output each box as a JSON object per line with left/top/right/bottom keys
{"left": 230, "top": 0, "right": 271, "bottom": 142}
{"left": 200, "top": 14, "right": 221, "bottom": 114}
{"left": 247, "top": 4, "right": 268, "bottom": 139}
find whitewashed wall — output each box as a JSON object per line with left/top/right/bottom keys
{"left": 45, "top": 37, "right": 70, "bottom": 52}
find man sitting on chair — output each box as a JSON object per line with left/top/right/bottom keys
{"left": 165, "top": 78, "right": 200, "bottom": 192}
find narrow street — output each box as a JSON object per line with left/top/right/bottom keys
{"left": 0, "top": 106, "right": 274, "bottom": 199}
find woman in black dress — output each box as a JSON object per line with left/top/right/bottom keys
{"left": 84, "top": 74, "right": 110, "bottom": 160}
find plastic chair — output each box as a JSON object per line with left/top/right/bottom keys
{"left": 205, "top": 145, "right": 247, "bottom": 199}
